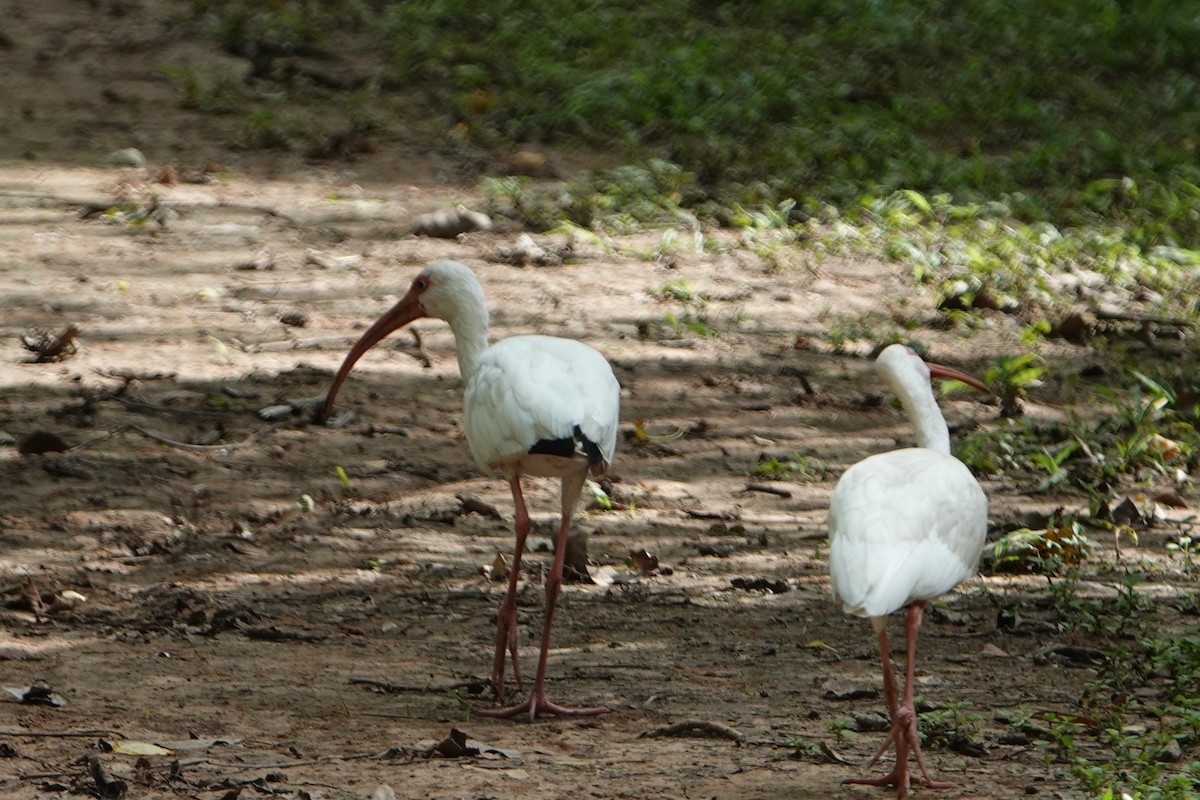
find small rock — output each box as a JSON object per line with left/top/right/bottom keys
{"left": 823, "top": 679, "right": 878, "bottom": 701}
{"left": 257, "top": 404, "right": 296, "bottom": 421}
{"left": 1158, "top": 738, "right": 1183, "bottom": 763}
{"left": 410, "top": 205, "right": 492, "bottom": 239}
{"left": 852, "top": 711, "right": 890, "bottom": 732}
{"left": 108, "top": 147, "right": 147, "bottom": 167}
{"left": 235, "top": 248, "right": 276, "bottom": 271}
{"left": 305, "top": 249, "right": 364, "bottom": 269}
{"left": 18, "top": 430, "right": 69, "bottom": 455}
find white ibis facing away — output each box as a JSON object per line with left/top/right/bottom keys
{"left": 828, "top": 344, "right": 989, "bottom": 798}
{"left": 321, "top": 260, "right": 620, "bottom": 721}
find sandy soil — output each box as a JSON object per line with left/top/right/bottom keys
{"left": 1, "top": 3, "right": 1194, "bottom": 800}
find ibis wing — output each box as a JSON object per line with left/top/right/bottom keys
{"left": 463, "top": 335, "right": 619, "bottom": 473}
{"left": 828, "top": 448, "right": 987, "bottom": 618}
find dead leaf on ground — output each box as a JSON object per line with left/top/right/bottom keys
{"left": 483, "top": 552, "right": 510, "bottom": 582}
{"left": 822, "top": 679, "right": 878, "bottom": 701}
{"left": 21, "top": 324, "right": 79, "bottom": 362}
{"left": 3, "top": 680, "right": 68, "bottom": 706}
{"left": 89, "top": 756, "right": 127, "bottom": 800}
{"left": 818, "top": 740, "right": 852, "bottom": 764}
{"left": 416, "top": 728, "right": 522, "bottom": 760}
{"left": 563, "top": 530, "right": 592, "bottom": 583}
{"left": 106, "top": 740, "right": 174, "bottom": 756}
{"left": 1157, "top": 492, "right": 1188, "bottom": 509}
{"left": 1109, "top": 496, "right": 1148, "bottom": 526}
{"left": 730, "top": 576, "right": 789, "bottom": 594}
{"left": 628, "top": 547, "right": 660, "bottom": 575}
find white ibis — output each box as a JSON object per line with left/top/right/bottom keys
{"left": 321, "top": 260, "right": 620, "bottom": 721}
{"left": 827, "top": 344, "right": 989, "bottom": 797}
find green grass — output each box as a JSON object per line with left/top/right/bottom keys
{"left": 191, "top": 0, "right": 1200, "bottom": 248}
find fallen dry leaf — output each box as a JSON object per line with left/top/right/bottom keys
{"left": 628, "top": 547, "right": 660, "bottom": 575}
{"left": 484, "top": 552, "right": 510, "bottom": 582}
{"left": 21, "top": 324, "right": 79, "bottom": 362}
{"left": 3, "top": 680, "right": 68, "bottom": 706}
{"left": 108, "top": 740, "right": 173, "bottom": 756}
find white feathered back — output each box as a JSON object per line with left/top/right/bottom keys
{"left": 829, "top": 448, "right": 987, "bottom": 617}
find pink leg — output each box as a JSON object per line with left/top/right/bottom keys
{"left": 488, "top": 476, "right": 529, "bottom": 700}
{"left": 477, "top": 470, "right": 610, "bottom": 721}
{"left": 845, "top": 603, "right": 954, "bottom": 798}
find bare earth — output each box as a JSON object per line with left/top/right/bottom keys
{"left": 1, "top": 4, "right": 1192, "bottom": 800}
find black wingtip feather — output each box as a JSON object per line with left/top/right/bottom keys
{"left": 527, "top": 425, "right": 606, "bottom": 473}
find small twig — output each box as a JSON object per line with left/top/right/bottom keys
{"left": 683, "top": 509, "right": 739, "bottom": 521}
{"left": 349, "top": 677, "right": 431, "bottom": 693}
{"left": 1094, "top": 309, "right": 1195, "bottom": 327}
{"left": 350, "top": 676, "right": 478, "bottom": 694}
{"left": 239, "top": 335, "right": 356, "bottom": 353}
{"left": 238, "top": 624, "right": 327, "bottom": 643}
{"left": 114, "top": 396, "right": 228, "bottom": 421}
{"left": 737, "top": 483, "right": 793, "bottom": 498}
{"left": 410, "top": 329, "right": 433, "bottom": 368}
{"left": 638, "top": 719, "right": 745, "bottom": 743}
{"left": 94, "top": 368, "right": 177, "bottom": 382}
{"left": 70, "top": 424, "right": 270, "bottom": 454}
{"left": 127, "top": 425, "right": 271, "bottom": 453}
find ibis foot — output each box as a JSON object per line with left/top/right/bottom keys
{"left": 475, "top": 691, "right": 611, "bottom": 722}
{"left": 845, "top": 705, "right": 953, "bottom": 799}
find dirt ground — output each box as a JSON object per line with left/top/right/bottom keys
{"left": 1, "top": 4, "right": 1196, "bottom": 800}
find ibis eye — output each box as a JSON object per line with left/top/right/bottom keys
{"left": 414, "top": 276, "right": 429, "bottom": 291}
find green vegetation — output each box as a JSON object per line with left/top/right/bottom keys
{"left": 752, "top": 453, "right": 827, "bottom": 481}
{"left": 186, "top": 0, "right": 1200, "bottom": 245}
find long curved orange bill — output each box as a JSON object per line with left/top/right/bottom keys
{"left": 320, "top": 290, "right": 426, "bottom": 423}
{"left": 927, "top": 361, "right": 990, "bottom": 393}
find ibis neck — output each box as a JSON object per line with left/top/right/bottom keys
{"left": 446, "top": 308, "right": 490, "bottom": 380}
{"left": 897, "top": 387, "right": 952, "bottom": 455}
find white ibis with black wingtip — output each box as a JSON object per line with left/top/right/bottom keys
{"left": 322, "top": 260, "right": 619, "bottom": 721}
{"left": 828, "top": 344, "right": 989, "bottom": 798}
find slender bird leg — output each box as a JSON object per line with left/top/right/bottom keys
{"left": 901, "top": 603, "right": 955, "bottom": 791}
{"left": 489, "top": 476, "right": 530, "bottom": 700}
{"left": 846, "top": 603, "right": 954, "bottom": 798}
{"left": 478, "top": 468, "right": 611, "bottom": 721}
{"left": 861, "top": 619, "right": 900, "bottom": 769}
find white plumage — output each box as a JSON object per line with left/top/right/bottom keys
{"left": 464, "top": 334, "right": 618, "bottom": 478}
{"left": 830, "top": 448, "right": 985, "bottom": 618}
{"left": 322, "top": 260, "right": 619, "bottom": 721}
{"left": 827, "top": 344, "right": 988, "bottom": 797}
